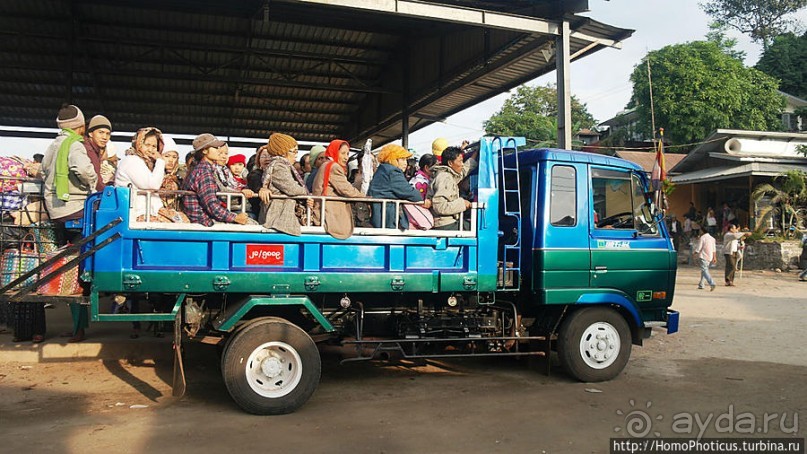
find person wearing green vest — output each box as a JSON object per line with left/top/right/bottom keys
{"left": 41, "top": 104, "right": 99, "bottom": 342}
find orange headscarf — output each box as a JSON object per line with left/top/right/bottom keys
{"left": 321, "top": 139, "right": 350, "bottom": 196}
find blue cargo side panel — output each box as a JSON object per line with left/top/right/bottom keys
{"left": 133, "top": 240, "right": 211, "bottom": 270}
{"left": 405, "top": 246, "right": 467, "bottom": 271}
{"left": 321, "top": 244, "right": 387, "bottom": 271}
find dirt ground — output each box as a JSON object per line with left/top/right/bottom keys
{"left": 1, "top": 266, "right": 805, "bottom": 453}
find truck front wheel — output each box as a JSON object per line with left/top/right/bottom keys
{"left": 222, "top": 318, "right": 321, "bottom": 414}
{"left": 557, "top": 307, "right": 631, "bottom": 382}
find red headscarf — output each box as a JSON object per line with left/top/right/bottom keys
{"left": 321, "top": 139, "right": 349, "bottom": 196}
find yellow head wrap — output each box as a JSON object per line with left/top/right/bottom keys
{"left": 377, "top": 144, "right": 412, "bottom": 164}
{"left": 431, "top": 138, "right": 449, "bottom": 156}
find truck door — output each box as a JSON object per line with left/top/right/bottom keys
{"left": 533, "top": 162, "right": 591, "bottom": 294}
{"left": 588, "top": 168, "right": 670, "bottom": 306}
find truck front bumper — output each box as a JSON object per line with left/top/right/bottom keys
{"left": 642, "top": 309, "right": 679, "bottom": 335}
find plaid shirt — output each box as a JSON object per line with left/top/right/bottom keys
{"left": 182, "top": 160, "right": 236, "bottom": 226}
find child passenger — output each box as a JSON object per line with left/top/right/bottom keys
{"left": 227, "top": 154, "right": 248, "bottom": 190}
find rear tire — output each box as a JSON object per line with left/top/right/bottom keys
{"left": 557, "top": 307, "right": 631, "bottom": 382}
{"left": 222, "top": 318, "right": 320, "bottom": 414}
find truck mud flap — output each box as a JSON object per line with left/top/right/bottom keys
{"left": 172, "top": 310, "right": 187, "bottom": 398}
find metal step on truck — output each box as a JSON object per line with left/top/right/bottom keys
{"left": 2, "top": 136, "right": 679, "bottom": 415}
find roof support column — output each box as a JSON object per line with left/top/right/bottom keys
{"left": 556, "top": 20, "right": 571, "bottom": 149}
{"left": 401, "top": 48, "right": 411, "bottom": 148}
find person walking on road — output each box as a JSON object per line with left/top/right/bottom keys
{"left": 693, "top": 229, "right": 717, "bottom": 291}
{"left": 723, "top": 224, "right": 750, "bottom": 286}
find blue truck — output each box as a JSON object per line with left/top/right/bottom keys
{"left": 21, "top": 137, "right": 680, "bottom": 414}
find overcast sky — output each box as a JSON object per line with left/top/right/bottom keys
{"left": 1, "top": 0, "right": 804, "bottom": 160}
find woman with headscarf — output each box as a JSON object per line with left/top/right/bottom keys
{"left": 312, "top": 140, "right": 366, "bottom": 239}
{"left": 258, "top": 133, "right": 313, "bottom": 235}
{"left": 247, "top": 145, "right": 270, "bottom": 220}
{"left": 159, "top": 135, "right": 182, "bottom": 211}
{"left": 368, "top": 144, "right": 431, "bottom": 230}
{"left": 114, "top": 127, "right": 166, "bottom": 221}
{"left": 182, "top": 133, "right": 252, "bottom": 226}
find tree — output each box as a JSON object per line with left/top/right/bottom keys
{"left": 752, "top": 170, "right": 807, "bottom": 237}
{"left": 700, "top": 0, "right": 807, "bottom": 50}
{"left": 705, "top": 22, "right": 747, "bottom": 60}
{"left": 483, "top": 84, "right": 596, "bottom": 147}
{"left": 629, "top": 41, "right": 785, "bottom": 146}
{"left": 755, "top": 32, "right": 807, "bottom": 99}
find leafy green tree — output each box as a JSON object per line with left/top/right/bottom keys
{"left": 629, "top": 41, "right": 785, "bottom": 146}
{"left": 705, "top": 22, "right": 747, "bottom": 60}
{"left": 700, "top": 0, "right": 807, "bottom": 50}
{"left": 755, "top": 32, "right": 807, "bottom": 98}
{"left": 483, "top": 84, "right": 596, "bottom": 147}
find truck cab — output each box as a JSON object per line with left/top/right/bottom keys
{"left": 501, "top": 148, "right": 678, "bottom": 381}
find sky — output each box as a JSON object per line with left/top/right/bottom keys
{"left": 1, "top": 0, "right": 804, "bottom": 160}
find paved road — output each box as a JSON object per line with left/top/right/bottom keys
{"left": 1, "top": 267, "right": 805, "bottom": 453}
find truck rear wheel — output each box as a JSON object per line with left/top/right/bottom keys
{"left": 222, "top": 318, "right": 321, "bottom": 415}
{"left": 557, "top": 307, "right": 631, "bottom": 382}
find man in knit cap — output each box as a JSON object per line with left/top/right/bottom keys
{"left": 41, "top": 105, "right": 98, "bottom": 343}
{"left": 41, "top": 104, "right": 98, "bottom": 222}
{"left": 84, "top": 115, "right": 111, "bottom": 192}
{"left": 427, "top": 145, "right": 478, "bottom": 230}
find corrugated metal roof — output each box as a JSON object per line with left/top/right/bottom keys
{"left": 0, "top": 0, "right": 632, "bottom": 145}
{"left": 671, "top": 163, "right": 807, "bottom": 185}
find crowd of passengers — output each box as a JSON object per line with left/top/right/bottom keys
{"left": 1, "top": 105, "right": 483, "bottom": 344}
{"left": 30, "top": 104, "right": 479, "bottom": 240}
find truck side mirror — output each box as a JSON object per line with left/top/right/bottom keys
{"left": 640, "top": 203, "right": 657, "bottom": 225}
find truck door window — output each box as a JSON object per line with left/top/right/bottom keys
{"left": 592, "top": 168, "right": 633, "bottom": 229}
{"left": 631, "top": 173, "right": 658, "bottom": 235}
{"left": 550, "top": 165, "right": 576, "bottom": 226}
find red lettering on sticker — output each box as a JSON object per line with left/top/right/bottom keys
{"left": 246, "top": 244, "right": 284, "bottom": 265}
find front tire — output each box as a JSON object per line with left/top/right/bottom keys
{"left": 222, "top": 318, "right": 321, "bottom": 415}
{"left": 557, "top": 307, "right": 631, "bottom": 382}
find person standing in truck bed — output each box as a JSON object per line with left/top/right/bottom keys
{"left": 427, "top": 146, "right": 477, "bottom": 231}
{"left": 368, "top": 144, "right": 430, "bottom": 230}
{"left": 259, "top": 133, "right": 312, "bottom": 236}
{"left": 41, "top": 104, "right": 97, "bottom": 224}
{"left": 182, "top": 133, "right": 251, "bottom": 227}
{"left": 312, "top": 140, "right": 366, "bottom": 239}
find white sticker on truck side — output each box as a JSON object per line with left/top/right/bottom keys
{"left": 596, "top": 240, "right": 631, "bottom": 249}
